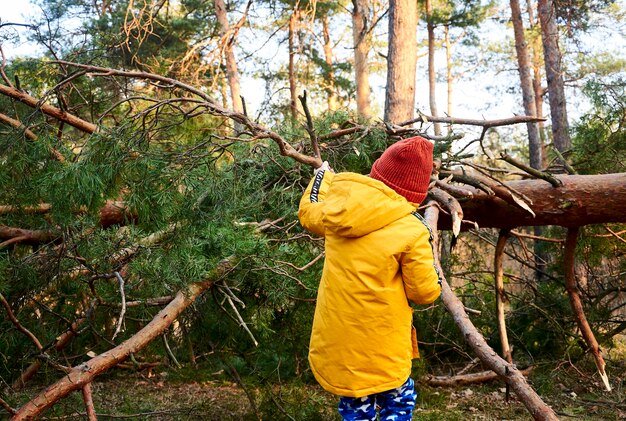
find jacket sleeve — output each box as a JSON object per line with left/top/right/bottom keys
{"left": 298, "top": 170, "right": 334, "bottom": 237}
{"left": 400, "top": 220, "right": 442, "bottom": 305}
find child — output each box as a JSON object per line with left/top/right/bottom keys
{"left": 298, "top": 136, "right": 442, "bottom": 421}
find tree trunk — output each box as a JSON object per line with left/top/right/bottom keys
{"left": 424, "top": 206, "right": 559, "bottom": 421}
{"left": 213, "top": 0, "right": 243, "bottom": 113}
{"left": 426, "top": 0, "right": 442, "bottom": 135}
{"left": 436, "top": 173, "right": 626, "bottom": 230}
{"left": 352, "top": 0, "right": 372, "bottom": 119}
{"left": 444, "top": 25, "right": 453, "bottom": 117}
{"left": 384, "top": 0, "right": 418, "bottom": 124}
{"left": 526, "top": 0, "right": 548, "bottom": 166}
{"left": 322, "top": 13, "right": 338, "bottom": 111}
{"left": 537, "top": 0, "right": 571, "bottom": 153}
{"left": 214, "top": 0, "right": 244, "bottom": 117}
{"left": 288, "top": 7, "right": 300, "bottom": 121}
{"left": 510, "top": 0, "right": 541, "bottom": 169}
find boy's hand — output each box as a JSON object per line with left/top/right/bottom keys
{"left": 314, "top": 161, "right": 332, "bottom": 175}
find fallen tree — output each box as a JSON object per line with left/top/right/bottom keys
{"left": 1, "top": 62, "right": 622, "bottom": 420}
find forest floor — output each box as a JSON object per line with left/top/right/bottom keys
{"left": 8, "top": 359, "right": 625, "bottom": 421}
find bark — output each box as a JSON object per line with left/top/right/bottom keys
{"left": 426, "top": 367, "right": 533, "bottom": 387}
{"left": 352, "top": 0, "right": 372, "bottom": 119}
{"left": 564, "top": 228, "right": 611, "bottom": 391}
{"left": 384, "top": 0, "right": 418, "bottom": 123}
{"left": 321, "top": 13, "right": 338, "bottom": 111}
{"left": 426, "top": 0, "right": 442, "bottom": 136}
{"left": 214, "top": 0, "right": 244, "bottom": 115}
{"left": 437, "top": 173, "right": 626, "bottom": 230}
{"left": 424, "top": 205, "right": 559, "bottom": 420}
{"left": 537, "top": 0, "right": 571, "bottom": 153}
{"left": 494, "top": 230, "right": 513, "bottom": 363}
{"left": 510, "top": 0, "right": 542, "bottom": 169}
{"left": 12, "top": 259, "right": 233, "bottom": 420}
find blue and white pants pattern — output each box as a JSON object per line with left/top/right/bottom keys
{"left": 338, "top": 377, "right": 417, "bottom": 421}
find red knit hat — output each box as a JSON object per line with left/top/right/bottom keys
{"left": 370, "top": 136, "right": 434, "bottom": 204}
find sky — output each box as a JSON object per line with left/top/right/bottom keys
{"left": 1, "top": 0, "right": 43, "bottom": 58}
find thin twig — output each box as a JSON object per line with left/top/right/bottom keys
{"left": 162, "top": 332, "right": 181, "bottom": 368}
{"left": 112, "top": 271, "right": 126, "bottom": 340}
{"left": 0, "top": 292, "right": 43, "bottom": 350}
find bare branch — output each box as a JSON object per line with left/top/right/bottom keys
{"left": 564, "top": 228, "right": 611, "bottom": 392}
{"left": 111, "top": 271, "right": 127, "bottom": 341}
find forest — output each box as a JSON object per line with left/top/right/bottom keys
{"left": 0, "top": 0, "right": 625, "bottom": 419}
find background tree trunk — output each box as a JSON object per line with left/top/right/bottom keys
{"left": 321, "top": 13, "right": 338, "bottom": 111}
{"left": 214, "top": 0, "right": 244, "bottom": 116}
{"left": 288, "top": 7, "right": 300, "bottom": 121}
{"left": 510, "top": 0, "right": 541, "bottom": 169}
{"left": 538, "top": 0, "right": 571, "bottom": 153}
{"left": 384, "top": 0, "right": 418, "bottom": 123}
{"left": 352, "top": 0, "right": 372, "bottom": 119}
{"left": 426, "top": 0, "right": 442, "bottom": 136}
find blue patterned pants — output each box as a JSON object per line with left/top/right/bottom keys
{"left": 337, "top": 377, "right": 417, "bottom": 421}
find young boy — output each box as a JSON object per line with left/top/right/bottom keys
{"left": 298, "top": 136, "right": 442, "bottom": 421}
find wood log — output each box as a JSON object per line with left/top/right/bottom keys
{"left": 437, "top": 173, "right": 626, "bottom": 229}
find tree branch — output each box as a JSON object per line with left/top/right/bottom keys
{"left": 564, "top": 228, "right": 611, "bottom": 392}
{"left": 424, "top": 204, "right": 559, "bottom": 421}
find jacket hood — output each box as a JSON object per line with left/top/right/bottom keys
{"left": 321, "top": 172, "right": 417, "bottom": 238}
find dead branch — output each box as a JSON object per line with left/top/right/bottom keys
{"left": 0, "top": 397, "right": 16, "bottom": 416}
{"left": 0, "top": 83, "right": 97, "bottom": 134}
{"left": 564, "top": 228, "right": 611, "bottom": 392}
{"left": 0, "top": 112, "right": 37, "bottom": 140}
{"left": 494, "top": 229, "right": 513, "bottom": 364}
{"left": 0, "top": 293, "right": 43, "bottom": 351}
{"left": 404, "top": 112, "right": 546, "bottom": 128}
{"left": 0, "top": 225, "right": 58, "bottom": 246}
{"left": 12, "top": 257, "right": 235, "bottom": 420}
{"left": 427, "top": 188, "right": 463, "bottom": 237}
{"left": 49, "top": 61, "right": 323, "bottom": 168}
{"left": 12, "top": 316, "right": 88, "bottom": 390}
{"left": 298, "top": 90, "right": 320, "bottom": 159}
{"left": 111, "top": 271, "right": 127, "bottom": 340}
{"left": 81, "top": 383, "right": 97, "bottom": 421}
{"left": 424, "top": 204, "right": 558, "bottom": 421}
{"left": 500, "top": 152, "right": 562, "bottom": 187}
{"left": 426, "top": 367, "right": 533, "bottom": 387}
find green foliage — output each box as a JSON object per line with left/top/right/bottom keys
{"left": 571, "top": 78, "right": 626, "bottom": 174}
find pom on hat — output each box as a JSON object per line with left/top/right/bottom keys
{"left": 370, "top": 136, "right": 434, "bottom": 204}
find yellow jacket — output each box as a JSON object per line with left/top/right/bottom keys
{"left": 298, "top": 170, "right": 441, "bottom": 398}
